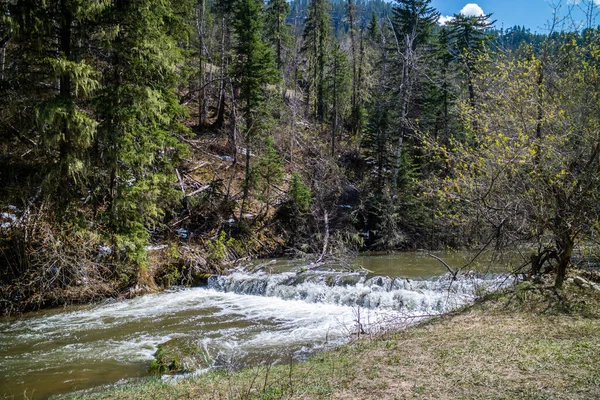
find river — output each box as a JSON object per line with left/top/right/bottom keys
{"left": 0, "top": 251, "right": 513, "bottom": 399}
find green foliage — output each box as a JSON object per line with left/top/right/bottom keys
{"left": 206, "top": 231, "right": 233, "bottom": 267}
{"left": 275, "top": 172, "right": 312, "bottom": 247}
{"left": 93, "top": 0, "right": 193, "bottom": 265}
{"left": 287, "top": 172, "right": 312, "bottom": 214}
{"left": 232, "top": 0, "right": 278, "bottom": 219}
{"left": 426, "top": 33, "right": 600, "bottom": 286}
{"left": 302, "top": 0, "right": 332, "bottom": 121}
{"left": 361, "top": 108, "right": 393, "bottom": 192}
{"left": 253, "top": 136, "right": 284, "bottom": 206}
{"left": 326, "top": 42, "right": 351, "bottom": 140}
{"left": 232, "top": 0, "right": 278, "bottom": 119}
{"left": 265, "top": 0, "right": 292, "bottom": 70}
{"left": 391, "top": 0, "right": 440, "bottom": 47}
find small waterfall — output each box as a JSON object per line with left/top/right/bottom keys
{"left": 208, "top": 271, "right": 512, "bottom": 314}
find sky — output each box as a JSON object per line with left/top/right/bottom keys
{"left": 431, "top": 0, "right": 600, "bottom": 32}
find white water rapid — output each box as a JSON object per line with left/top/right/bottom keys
{"left": 0, "top": 268, "right": 513, "bottom": 399}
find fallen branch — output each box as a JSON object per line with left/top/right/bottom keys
{"left": 185, "top": 185, "right": 211, "bottom": 198}
{"left": 428, "top": 253, "right": 458, "bottom": 279}
{"left": 175, "top": 168, "right": 186, "bottom": 196}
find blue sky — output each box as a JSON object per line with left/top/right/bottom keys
{"left": 431, "top": 1, "right": 600, "bottom": 32}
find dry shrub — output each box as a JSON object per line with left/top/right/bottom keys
{"left": 0, "top": 205, "right": 117, "bottom": 315}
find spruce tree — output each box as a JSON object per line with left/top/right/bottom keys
{"left": 389, "top": 0, "right": 438, "bottom": 190}
{"left": 265, "top": 0, "right": 292, "bottom": 71}
{"left": 448, "top": 13, "right": 494, "bottom": 115}
{"left": 327, "top": 42, "right": 351, "bottom": 155}
{"left": 232, "top": 0, "right": 278, "bottom": 221}
{"left": 6, "top": 0, "right": 104, "bottom": 199}
{"left": 94, "top": 0, "right": 193, "bottom": 266}
{"left": 302, "top": 0, "right": 331, "bottom": 121}
{"left": 392, "top": 0, "right": 439, "bottom": 48}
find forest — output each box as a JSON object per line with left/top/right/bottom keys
{"left": 1, "top": 0, "right": 599, "bottom": 314}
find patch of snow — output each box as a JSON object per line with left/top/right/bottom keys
{"left": 176, "top": 228, "right": 189, "bottom": 239}
{"left": 145, "top": 244, "right": 168, "bottom": 251}
{"left": 1, "top": 212, "right": 18, "bottom": 228}
{"left": 98, "top": 246, "right": 113, "bottom": 257}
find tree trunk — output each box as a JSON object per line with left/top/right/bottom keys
{"left": 555, "top": 234, "right": 574, "bottom": 289}
{"left": 348, "top": 0, "right": 357, "bottom": 134}
{"left": 0, "top": 36, "right": 8, "bottom": 81}
{"left": 214, "top": 17, "right": 227, "bottom": 129}
{"left": 196, "top": 1, "right": 207, "bottom": 127}
{"left": 58, "top": 1, "right": 73, "bottom": 191}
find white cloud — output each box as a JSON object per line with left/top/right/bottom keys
{"left": 438, "top": 15, "right": 454, "bottom": 25}
{"left": 438, "top": 3, "right": 485, "bottom": 25}
{"left": 460, "top": 3, "right": 485, "bottom": 17}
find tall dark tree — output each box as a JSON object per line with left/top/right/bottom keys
{"left": 392, "top": 0, "right": 439, "bottom": 48}
{"left": 430, "top": 25, "right": 456, "bottom": 142}
{"left": 232, "top": 0, "right": 278, "bottom": 220}
{"left": 5, "top": 0, "right": 103, "bottom": 199}
{"left": 448, "top": 13, "right": 494, "bottom": 118}
{"left": 302, "top": 0, "right": 331, "bottom": 121}
{"left": 389, "top": 0, "right": 438, "bottom": 190}
{"left": 94, "top": 0, "right": 193, "bottom": 266}
{"left": 265, "top": 0, "right": 291, "bottom": 71}
{"left": 326, "top": 42, "right": 351, "bottom": 155}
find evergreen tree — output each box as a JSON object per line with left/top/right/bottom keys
{"left": 391, "top": 0, "right": 439, "bottom": 48}
{"left": 326, "top": 42, "right": 351, "bottom": 155}
{"left": 94, "top": 0, "right": 193, "bottom": 266}
{"left": 367, "top": 11, "right": 379, "bottom": 41}
{"left": 232, "top": 0, "right": 278, "bottom": 220}
{"left": 448, "top": 13, "right": 494, "bottom": 114}
{"left": 389, "top": 0, "right": 438, "bottom": 190}
{"left": 6, "top": 0, "right": 104, "bottom": 199}
{"left": 265, "top": 0, "right": 292, "bottom": 71}
{"left": 302, "top": 0, "right": 331, "bottom": 121}
{"left": 429, "top": 25, "right": 457, "bottom": 142}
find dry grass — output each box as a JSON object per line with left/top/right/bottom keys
{"left": 66, "top": 282, "right": 600, "bottom": 400}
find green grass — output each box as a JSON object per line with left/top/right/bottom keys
{"left": 63, "top": 282, "right": 600, "bottom": 400}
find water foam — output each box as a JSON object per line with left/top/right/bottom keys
{"left": 208, "top": 271, "right": 511, "bottom": 314}
{"left": 0, "top": 270, "right": 513, "bottom": 398}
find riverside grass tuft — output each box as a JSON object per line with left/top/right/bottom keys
{"left": 65, "top": 280, "right": 600, "bottom": 400}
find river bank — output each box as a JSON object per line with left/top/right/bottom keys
{"left": 2, "top": 255, "right": 512, "bottom": 399}
{"left": 64, "top": 280, "right": 600, "bottom": 400}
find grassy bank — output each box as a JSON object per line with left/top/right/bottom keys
{"left": 66, "top": 281, "right": 600, "bottom": 400}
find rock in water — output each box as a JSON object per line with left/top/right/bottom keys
{"left": 149, "top": 338, "right": 211, "bottom": 374}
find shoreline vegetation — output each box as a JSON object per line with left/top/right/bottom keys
{"left": 1, "top": 0, "right": 600, "bottom": 396}
{"left": 64, "top": 278, "right": 600, "bottom": 400}
{"left": 2, "top": 0, "right": 600, "bottom": 315}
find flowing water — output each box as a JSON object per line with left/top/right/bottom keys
{"left": 0, "top": 252, "right": 513, "bottom": 399}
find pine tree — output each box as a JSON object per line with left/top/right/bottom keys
{"left": 6, "top": 0, "right": 104, "bottom": 199}
{"left": 302, "top": 0, "right": 331, "bottom": 121}
{"left": 448, "top": 13, "right": 494, "bottom": 115}
{"left": 232, "top": 0, "right": 278, "bottom": 221}
{"left": 326, "top": 42, "right": 351, "bottom": 155}
{"left": 420, "top": 25, "right": 458, "bottom": 143}
{"left": 391, "top": 0, "right": 439, "bottom": 48}
{"left": 94, "top": 0, "right": 193, "bottom": 266}
{"left": 389, "top": 0, "right": 438, "bottom": 190}
{"left": 265, "top": 0, "right": 291, "bottom": 71}
{"left": 367, "top": 11, "right": 379, "bottom": 41}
